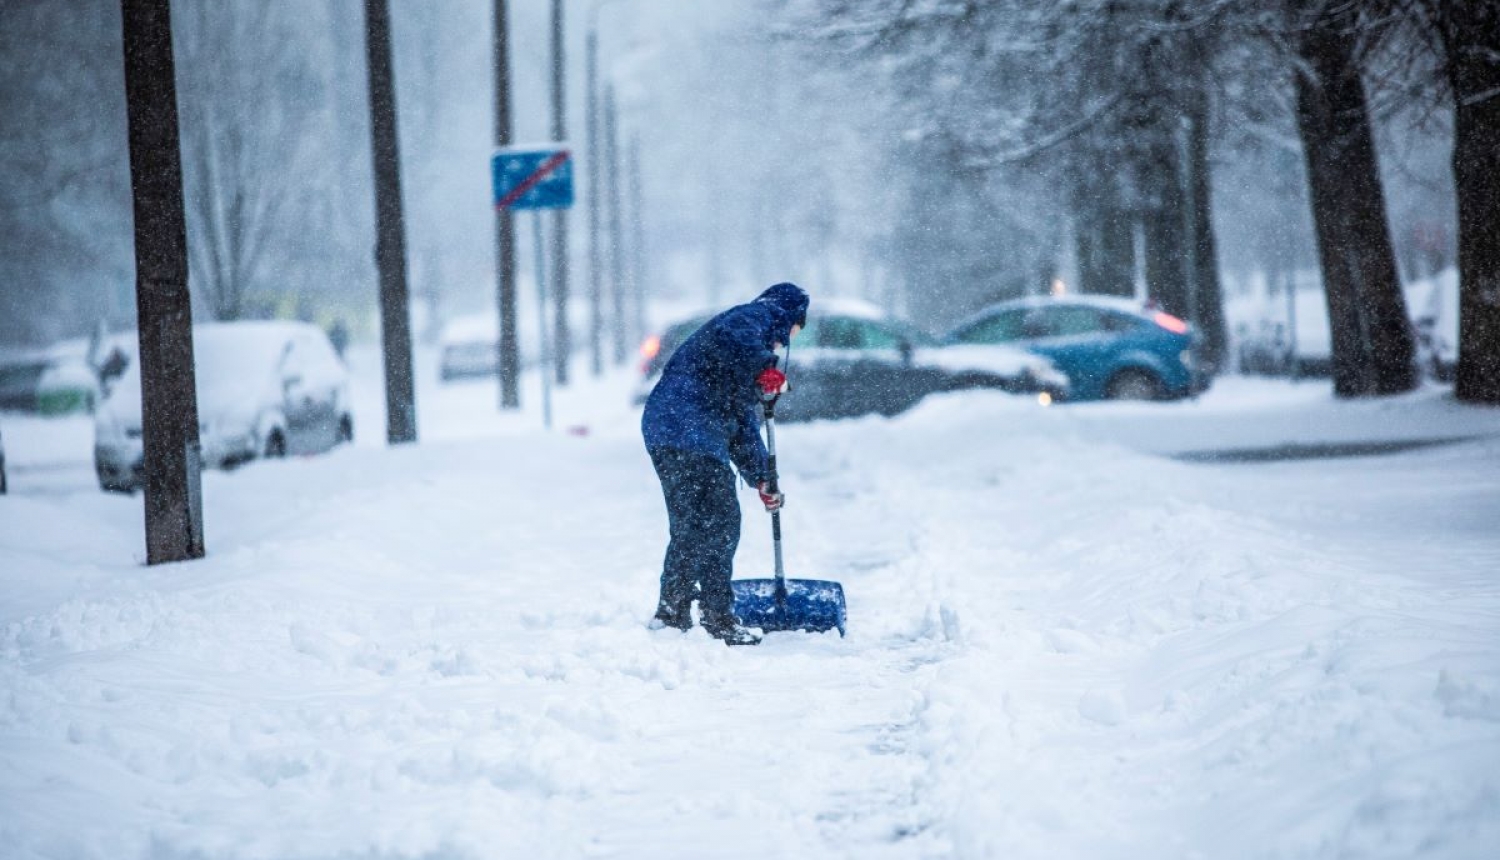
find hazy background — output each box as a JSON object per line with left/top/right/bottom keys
{"left": 0, "top": 0, "right": 1455, "bottom": 349}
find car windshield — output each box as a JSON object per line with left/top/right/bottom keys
{"left": 0, "top": 361, "right": 47, "bottom": 390}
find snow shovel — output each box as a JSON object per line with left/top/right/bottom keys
{"left": 732, "top": 392, "right": 847, "bottom": 636}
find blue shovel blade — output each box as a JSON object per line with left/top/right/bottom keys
{"left": 732, "top": 578, "right": 847, "bottom": 636}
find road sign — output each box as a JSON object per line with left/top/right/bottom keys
{"left": 492, "top": 145, "right": 574, "bottom": 211}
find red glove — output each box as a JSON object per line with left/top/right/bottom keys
{"left": 757, "top": 482, "right": 784, "bottom": 512}
{"left": 756, "top": 367, "right": 788, "bottom": 396}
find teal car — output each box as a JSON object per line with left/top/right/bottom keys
{"left": 945, "top": 296, "right": 1207, "bottom": 401}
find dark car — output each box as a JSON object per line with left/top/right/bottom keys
{"left": 945, "top": 295, "right": 1207, "bottom": 401}
{"left": 0, "top": 350, "right": 50, "bottom": 413}
{"left": 633, "top": 299, "right": 1068, "bottom": 421}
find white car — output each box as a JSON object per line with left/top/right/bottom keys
{"left": 438, "top": 314, "right": 502, "bottom": 381}
{"left": 438, "top": 311, "right": 547, "bottom": 381}
{"left": 93, "top": 321, "right": 353, "bottom": 493}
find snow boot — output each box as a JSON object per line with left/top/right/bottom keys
{"left": 701, "top": 611, "right": 762, "bottom": 646}
{"left": 649, "top": 600, "right": 692, "bottom": 632}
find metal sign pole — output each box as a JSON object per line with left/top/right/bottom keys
{"left": 492, "top": 144, "right": 573, "bottom": 429}
{"left": 533, "top": 210, "right": 553, "bottom": 429}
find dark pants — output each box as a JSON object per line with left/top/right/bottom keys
{"left": 649, "top": 447, "right": 741, "bottom": 623}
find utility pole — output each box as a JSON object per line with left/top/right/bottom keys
{"left": 585, "top": 27, "right": 604, "bottom": 377}
{"left": 494, "top": 0, "right": 520, "bottom": 407}
{"left": 1175, "top": 116, "right": 1201, "bottom": 389}
{"left": 550, "top": 0, "right": 571, "bottom": 385}
{"left": 628, "top": 133, "right": 647, "bottom": 344}
{"left": 707, "top": 182, "right": 724, "bottom": 306}
{"left": 605, "top": 83, "right": 627, "bottom": 365}
{"left": 119, "top": 0, "right": 204, "bottom": 564}
{"left": 364, "top": 0, "right": 417, "bottom": 443}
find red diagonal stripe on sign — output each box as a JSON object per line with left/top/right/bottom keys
{"left": 495, "top": 150, "right": 571, "bottom": 210}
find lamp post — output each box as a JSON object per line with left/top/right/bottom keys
{"left": 604, "top": 82, "right": 626, "bottom": 366}
{"left": 585, "top": 17, "right": 603, "bottom": 376}
{"left": 586, "top": 0, "right": 644, "bottom": 373}
{"left": 629, "top": 133, "right": 647, "bottom": 345}
{"left": 493, "top": 0, "right": 519, "bottom": 408}
{"left": 549, "top": 0, "right": 571, "bottom": 385}
{"left": 366, "top": 0, "right": 417, "bottom": 442}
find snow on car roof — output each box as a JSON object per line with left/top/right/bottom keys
{"left": 951, "top": 293, "right": 1153, "bottom": 330}
{"left": 915, "top": 343, "right": 1051, "bottom": 379}
{"left": 440, "top": 313, "right": 498, "bottom": 343}
{"left": 649, "top": 296, "right": 902, "bottom": 338}
{"left": 995, "top": 294, "right": 1149, "bottom": 314}
{"left": 811, "top": 297, "right": 887, "bottom": 321}
{"left": 193, "top": 320, "right": 317, "bottom": 344}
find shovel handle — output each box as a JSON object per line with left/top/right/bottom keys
{"left": 762, "top": 395, "right": 786, "bottom": 587}
{"left": 761, "top": 393, "right": 780, "bottom": 492}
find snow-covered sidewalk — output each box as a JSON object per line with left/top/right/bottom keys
{"left": 2, "top": 368, "right": 1497, "bottom": 858}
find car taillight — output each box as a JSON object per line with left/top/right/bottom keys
{"left": 1154, "top": 311, "right": 1189, "bottom": 334}
{"left": 639, "top": 334, "right": 661, "bottom": 374}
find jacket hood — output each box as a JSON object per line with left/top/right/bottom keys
{"left": 753, "top": 282, "right": 809, "bottom": 341}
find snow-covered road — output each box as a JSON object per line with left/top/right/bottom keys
{"left": 2, "top": 355, "right": 1498, "bottom": 859}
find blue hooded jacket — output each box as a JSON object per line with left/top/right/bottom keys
{"left": 642, "top": 283, "right": 810, "bottom": 485}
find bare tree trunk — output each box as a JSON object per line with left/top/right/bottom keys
{"left": 1441, "top": 2, "right": 1500, "bottom": 403}
{"left": 1184, "top": 82, "right": 1228, "bottom": 371}
{"left": 120, "top": 0, "right": 204, "bottom": 563}
{"left": 1072, "top": 172, "right": 1135, "bottom": 297}
{"left": 1141, "top": 134, "right": 1191, "bottom": 316}
{"left": 1293, "top": 12, "right": 1417, "bottom": 397}
{"left": 364, "top": 0, "right": 417, "bottom": 443}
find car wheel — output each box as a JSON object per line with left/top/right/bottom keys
{"left": 265, "top": 429, "right": 287, "bottom": 459}
{"left": 338, "top": 414, "right": 354, "bottom": 444}
{"left": 1105, "top": 369, "right": 1163, "bottom": 401}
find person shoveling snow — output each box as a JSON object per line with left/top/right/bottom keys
{"left": 641, "top": 282, "right": 808, "bottom": 645}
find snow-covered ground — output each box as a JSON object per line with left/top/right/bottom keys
{"left": 2, "top": 347, "right": 1498, "bottom": 859}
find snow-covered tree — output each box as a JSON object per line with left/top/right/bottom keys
{"left": 171, "top": 1, "right": 332, "bottom": 321}
{"left": 1372, "top": 0, "right": 1500, "bottom": 403}
{"left": 778, "top": 0, "right": 1232, "bottom": 361}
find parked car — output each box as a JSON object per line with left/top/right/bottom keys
{"left": 439, "top": 314, "right": 501, "bottom": 381}
{"left": 944, "top": 295, "right": 1207, "bottom": 401}
{"left": 93, "top": 321, "right": 353, "bottom": 493}
{"left": 0, "top": 333, "right": 121, "bottom": 416}
{"left": 36, "top": 347, "right": 102, "bottom": 415}
{"left": 1224, "top": 272, "right": 1332, "bottom": 378}
{"left": 1224, "top": 268, "right": 1456, "bottom": 381}
{"left": 1408, "top": 268, "right": 1459, "bottom": 381}
{"left": 0, "top": 348, "right": 51, "bottom": 412}
{"left": 633, "top": 298, "right": 1068, "bottom": 421}
{"left": 438, "top": 312, "right": 546, "bottom": 382}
